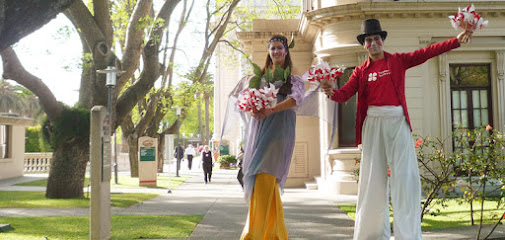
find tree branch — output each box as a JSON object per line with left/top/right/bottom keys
{"left": 0, "top": 0, "right": 75, "bottom": 51}
{"left": 93, "top": 0, "right": 113, "bottom": 47}
{"left": 219, "top": 39, "right": 248, "bottom": 56}
{"left": 116, "top": 0, "right": 152, "bottom": 92}
{"left": 1, "top": 47, "right": 63, "bottom": 120}
{"left": 64, "top": 0, "right": 107, "bottom": 53}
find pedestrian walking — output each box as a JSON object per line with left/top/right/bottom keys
{"left": 185, "top": 144, "right": 196, "bottom": 170}
{"left": 174, "top": 144, "right": 184, "bottom": 177}
{"left": 321, "top": 19, "right": 472, "bottom": 240}
{"left": 236, "top": 147, "right": 244, "bottom": 188}
{"left": 201, "top": 145, "right": 213, "bottom": 184}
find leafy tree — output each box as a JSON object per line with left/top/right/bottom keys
{"left": 1, "top": 0, "right": 182, "bottom": 198}
{"left": 0, "top": 79, "right": 24, "bottom": 114}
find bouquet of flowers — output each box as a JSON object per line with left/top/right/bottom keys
{"left": 237, "top": 83, "right": 278, "bottom": 113}
{"left": 449, "top": 4, "right": 488, "bottom": 32}
{"left": 306, "top": 61, "right": 345, "bottom": 83}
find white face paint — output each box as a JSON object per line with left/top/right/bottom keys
{"left": 268, "top": 41, "right": 287, "bottom": 66}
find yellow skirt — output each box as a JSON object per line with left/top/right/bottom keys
{"left": 240, "top": 173, "right": 288, "bottom": 240}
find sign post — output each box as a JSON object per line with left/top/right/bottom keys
{"left": 164, "top": 134, "right": 175, "bottom": 193}
{"left": 138, "top": 136, "right": 158, "bottom": 187}
{"left": 90, "top": 106, "right": 111, "bottom": 240}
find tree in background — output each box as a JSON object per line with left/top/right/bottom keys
{"left": 1, "top": 0, "right": 182, "bottom": 198}
{"left": 0, "top": 78, "right": 43, "bottom": 120}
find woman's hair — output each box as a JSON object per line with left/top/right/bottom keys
{"left": 263, "top": 35, "right": 293, "bottom": 95}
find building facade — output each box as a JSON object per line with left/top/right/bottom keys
{"left": 0, "top": 114, "right": 32, "bottom": 179}
{"left": 215, "top": 0, "right": 505, "bottom": 194}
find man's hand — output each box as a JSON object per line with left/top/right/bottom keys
{"left": 457, "top": 29, "right": 473, "bottom": 44}
{"left": 321, "top": 81, "right": 334, "bottom": 98}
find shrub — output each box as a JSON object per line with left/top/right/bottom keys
{"left": 217, "top": 155, "right": 237, "bottom": 165}
{"left": 25, "top": 126, "right": 52, "bottom": 152}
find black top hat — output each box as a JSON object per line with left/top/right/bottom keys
{"left": 357, "top": 19, "right": 388, "bottom": 45}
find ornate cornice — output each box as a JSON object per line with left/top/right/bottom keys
{"left": 300, "top": 1, "right": 505, "bottom": 41}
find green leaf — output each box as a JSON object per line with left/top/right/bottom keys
{"left": 265, "top": 68, "right": 273, "bottom": 83}
{"left": 273, "top": 66, "right": 284, "bottom": 82}
{"left": 252, "top": 63, "right": 262, "bottom": 78}
{"left": 288, "top": 38, "right": 295, "bottom": 49}
{"left": 284, "top": 66, "right": 290, "bottom": 82}
{"left": 249, "top": 76, "right": 261, "bottom": 89}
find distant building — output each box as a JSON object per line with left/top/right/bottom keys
{"left": 0, "top": 113, "right": 32, "bottom": 179}
{"left": 215, "top": 1, "right": 505, "bottom": 194}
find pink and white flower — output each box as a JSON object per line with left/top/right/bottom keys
{"left": 449, "top": 4, "right": 488, "bottom": 32}
{"left": 305, "top": 61, "right": 345, "bottom": 83}
{"left": 237, "top": 83, "right": 279, "bottom": 113}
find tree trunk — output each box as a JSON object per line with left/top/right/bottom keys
{"left": 128, "top": 134, "right": 139, "bottom": 178}
{"left": 196, "top": 92, "right": 203, "bottom": 144}
{"left": 204, "top": 91, "right": 210, "bottom": 143}
{"left": 157, "top": 134, "right": 165, "bottom": 173}
{"left": 46, "top": 140, "right": 89, "bottom": 198}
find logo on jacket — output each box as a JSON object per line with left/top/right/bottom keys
{"left": 368, "top": 72, "right": 377, "bottom": 81}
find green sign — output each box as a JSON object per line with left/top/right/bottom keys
{"left": 140, "top": 147, "right": 156, "bottom": 161}
{"left": 220, "top": 145, "right": 229, "bottom": 155}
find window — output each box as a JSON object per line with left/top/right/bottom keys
{"left": 337, "top": 68, "right": 357, "bottom": 147}
{"left": 0, "top": 125, "right": 11, "bottom": 158}
{"left": 450, "top": 64, "right": 492, "bottom": 153}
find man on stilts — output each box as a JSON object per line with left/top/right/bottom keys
{"left": 322, "top": 19, "right": 472, "bottom": 239}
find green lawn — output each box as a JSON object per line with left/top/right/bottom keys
{"left": 0, "top": 215, "right": 202, "bottom": 240}
{"left": 15, "top": 175, "right": 189, "bottom": 189}
{"left": 338, "top": 198, "right": 504, "bottom": 230}
{"left": 0, "top": 191, "right": 159, "bottom": 208}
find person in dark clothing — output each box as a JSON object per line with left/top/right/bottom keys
{"left": 174, "top": 144, "right": 184, "bottom": 177}
{"left": 201, "top": 145, "right": 213, "bottom": 184}
{"left": 236, "top": 147, "right": 244, "bottom": 188}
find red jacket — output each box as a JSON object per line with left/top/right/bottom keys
{"left": 331, "top": 37, "right": 461, "bottom": 145}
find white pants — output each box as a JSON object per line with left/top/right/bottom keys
{"left": 353, "top": 106, "right": 422, "bottom": 240}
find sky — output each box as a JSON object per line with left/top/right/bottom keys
{"left": 3, "top": 2, "right": 206, "bottom": 106}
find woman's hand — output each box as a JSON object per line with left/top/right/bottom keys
{"left": 321, "top": 81, "right": 334, "bottom": 98}
{"left": 457, "top": 29, "right": 473, "bottom": 44}
{"left": 251, "top": 108, "right": 273, "bottom": 121}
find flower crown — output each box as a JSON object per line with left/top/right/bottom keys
{"left": 268, "top": 34, "right": 295, "bottom": 49}
{"left": 269, "top": 38, "right": 288, "bottom": 48}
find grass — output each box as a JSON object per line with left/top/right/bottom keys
{"left": 0, "top": 191, "right": 159, "bottom": 208}
{"left": 15, "top": 174, "right": 189, "bottom": 189}
{"left": 0, "top": 215, "right": 203, "bottom": 240}
{"left": 338, "top": 198, "right": 504, "bottom": 230}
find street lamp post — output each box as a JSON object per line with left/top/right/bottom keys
{"left": 175, "top": 107, "right": 182, "bottom": 177}
{"left": 97, "top": 66, "right": 123, "bottom": 184}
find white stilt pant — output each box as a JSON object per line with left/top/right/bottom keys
{"left": 353, "top": 106, "right": 422, "bottom": 240}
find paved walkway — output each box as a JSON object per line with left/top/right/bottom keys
{"left": 1, "top": 165, "right": 504, "bottom": 239}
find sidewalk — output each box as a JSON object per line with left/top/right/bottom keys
{"left": 1, "top": 165, "right": 504, "bottom": 239}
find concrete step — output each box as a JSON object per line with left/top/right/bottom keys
{"left": 304, "top": 182, "right": 318, "bottom": 190}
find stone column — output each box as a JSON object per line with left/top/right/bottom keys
{"left": 438, "top": 53, "right": 452, "bottom": 150}
{"left": 496, "top": 51, "right": 505, "bottom": 130}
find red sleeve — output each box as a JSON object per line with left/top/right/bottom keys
{"left": 398, "top": 37, "right": 461, "bottom": 69}
{"left": 330, "top": 66, "right": 360, "bottom": 103}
